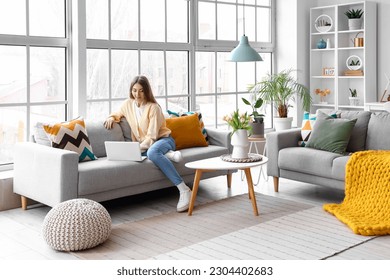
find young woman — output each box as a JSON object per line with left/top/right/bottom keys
{"left": 104, "top": 75, "right": 191, "bottom": 212}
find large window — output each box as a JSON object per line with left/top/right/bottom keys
{"left": 0, "top": 0, "right": 274, "bottom": 169}
{"left": 0, "top": 0, "right": 68, "bottom": 167}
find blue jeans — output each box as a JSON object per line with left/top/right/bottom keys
{"left": 143, "top": 136, "right": 183, "bottom": 186}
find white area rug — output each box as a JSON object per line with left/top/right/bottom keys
{"left": 72, "top": 194, "right": 374, "bottom": 260}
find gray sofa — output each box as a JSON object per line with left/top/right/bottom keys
{"left": 13, "top": 119, "right": 232, "bottom": 209}
{"left": 267, "top": 110, "right": 390, "bottom": 192}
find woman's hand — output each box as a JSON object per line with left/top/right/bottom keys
{"left": 104, "top": 117, "right": 115, "bottom": 129}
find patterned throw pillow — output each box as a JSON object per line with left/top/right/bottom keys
{"left": 166, "top": 110, "right": 209, "bottom": 144}
{"left": 300, "top": 112, "right": 338, "bottom": 147}
{"left": 43, "top": 117, "right": 97, "bottom": 162}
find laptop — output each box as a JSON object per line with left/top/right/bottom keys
{"left": 104, "top": 141, "right": 147, "bottom": 161}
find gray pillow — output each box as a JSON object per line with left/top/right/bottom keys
{"left": 33, "top": 122, "right": 51, "bottom": 146}
{"left": 306, "top": 117, "right": 357, "bottom": 154}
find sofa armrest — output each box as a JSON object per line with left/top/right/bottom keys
{"left": 267, "top": 128, "right": 301, "bottom": 177}
{"left": 13, "top": 142, "right": 79, "bottom": 208}
{"left": 205, "top": 128, "right": 233, "bottom": 152}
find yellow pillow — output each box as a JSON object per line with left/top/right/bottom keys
{"left": 165, "top": 113, "right": 208, "bottom": 150}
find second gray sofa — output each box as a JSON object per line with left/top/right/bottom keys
{"left": 267, "top": 110, "right": 390, "bottom": 192}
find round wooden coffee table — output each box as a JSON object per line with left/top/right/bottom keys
{"left": 185, "top": 155, "right": 268, "bottom": 216}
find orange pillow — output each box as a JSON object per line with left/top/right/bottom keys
{"left": 165, "top": 113, "right": 208, "bottom": 150}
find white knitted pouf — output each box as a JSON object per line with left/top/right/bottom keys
{"left": 42, "top": 199, "right": 111, "bottom": 251}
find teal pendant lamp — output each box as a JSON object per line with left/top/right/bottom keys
{"left": 228, "top": 0, "right": 262, "bottom": 62}
{"left": 228, "top": 35, "right": 263, "bottom": 62}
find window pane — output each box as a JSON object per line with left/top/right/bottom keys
{"left": 256, "top": 0, "right": 270, "bottom": 6}
{"left": 196, "top": 95, "right": 215, "bottom": 127}
{"left": 30, "top": 47, "right": 66, "bottom": 102}
{"left": 0, "top": 106, "right": 26, "bottom": 165}
{"left": 198, "top": 2, "right": 216, "bottom": 40}
{"left": 29, "top": 0, "right": 65, "bottom": 37}
{"left": 86, "top": 0, "right": 108, "bottom": 39}
{"left": 217, "top": 4, "right": 236, "bottom": 40}
{"left": 237, "top": 62, "right": 255, "bottom": 91}
{"left": 87, "top": 101, "right": 109, "bottom": 121}
{"left": 112, "top": 100, "right": 125, "bottom": 114}
{"left": 196, "top": 52, "right": 215, "bottom": 94}
{"left": 140, "top": 0, "right": 164, "bottom": 42}
{"left": 166, "top": 97, "right": 189, "bottom": 113}
{"left": 30, "top": 104, "right": 66, "bottom": 125}
{"left": 257, "top": 7, "right": 271, "bottom": 42}
{"left": 167, "top": 0, "right": 188, "bottom": 42}
{"left": 166, "top": 51, "right": 188, "bottom": 95}
{"left": 238, "top": 5, "right": 255, "bottom": 41}
{"left": 0, "top": 0, "right": 26, "bottom": 35}
{"left": 87, "top": 49, "right": 109, "bottom": 100}
{"left": 256, "top": 53, "right": 272, "bottom": 81}
{"left": 140, "top": 51, "right": 165, "bottom": 96}
{"left": 111, "top": 50, "right": 138, "bottom": 98}
{"left": 217, "top": 52, "right": 236, "bottom": 92}
{"left": 111, "top": 0, "right": 138, "bottom": 41}
{"left": 217, "top": 94, "right": 236, "bottom": 127}
{"left": 0, "top": 46, "right": 26, "bottom": 103}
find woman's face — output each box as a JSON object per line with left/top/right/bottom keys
{"left": 132, "top": 83, "right": 145, "bottom": 106}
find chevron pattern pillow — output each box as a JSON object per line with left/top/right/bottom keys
{"left": 43, "top": 117, "right": 97, "bottom": 162}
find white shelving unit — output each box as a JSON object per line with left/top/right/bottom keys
{"left": 310, "top": 1, "right": 377, "bottom": 111}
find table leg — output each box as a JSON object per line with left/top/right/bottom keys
{"left": 227, "top": 173, "right": 232, "bottom": 188}
{"left": 188, "top": 169, "right": 203, "bottom": 216}
{"left": 244, "top": 168, "right": 259, "bottom": 216}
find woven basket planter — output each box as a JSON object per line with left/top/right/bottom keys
{"left": 42, "top": 199, "right": 111, "bottom": 251}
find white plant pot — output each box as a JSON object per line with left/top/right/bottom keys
{"left": 274, "top": 117, "right": 293, "bottom": 131}
{"left": 348, "top": 18, "right": 362, "bottom": 30}
{"left": 230, "top": 129, "right": 249, "bottom": 159}
{"left": 349, "top": 97, "right": 360, "bottom": 106}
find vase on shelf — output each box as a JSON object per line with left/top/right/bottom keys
{"left": 230, "top": 129, "right": 249, "bottom": 159}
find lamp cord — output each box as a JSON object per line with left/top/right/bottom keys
{"left": 243, "top": 0, "right": 246, "bottom": 35}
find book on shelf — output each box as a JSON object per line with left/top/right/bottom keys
{"left": 343, "top": 70, "right": 364, "bottom": 76}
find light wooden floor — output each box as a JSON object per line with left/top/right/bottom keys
{"left": 1, "top": 166, "right": 390, "bottom": 260}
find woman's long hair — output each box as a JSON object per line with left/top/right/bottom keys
{"left": 129, "top": 75, "right": 157, "bottom": 104}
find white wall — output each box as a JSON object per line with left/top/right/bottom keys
{"left": 276, "top": 0, "right": 389, "bottom": 123}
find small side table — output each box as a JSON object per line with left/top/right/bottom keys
{"left": 240, "top": 137, "right": 267, "bottom": 186}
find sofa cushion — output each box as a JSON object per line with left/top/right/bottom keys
{"left": 300, "top": 111, "right": 339, "bottom": 146}
{"left": 119, "top": 117, "right": 132, "bottom": 141}
{"left": 167, "top": 110, "right": 209, "bottom": 144}
{"left": 366, "top": 112, "right": 390, "bottom": 150}
{"left": 305, "top": 117, "right": 357, "bottom": 154}
{"left": 86, "top": 120, "right": 125, "bottom": 158}
{"left": 78, "top": 144, "right": 228, "bottom": 196}
{"left": 338, "top": 110, "right": 371, "bottom": 152}
{"left": 43, "top": 117, "right": 97, "bottom": 162}
{"left": 332, "top": 155, "right": 350, "bottom": 181}
{"left": 279, "top": 147, "right": 342, "bottom": 178}
{"left": 166, "top": 113, "right": 208, "bottom": 150}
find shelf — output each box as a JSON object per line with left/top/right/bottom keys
{"left": 310, "top": 1, "right": 376, "bottom": 112}
{"left": 338, "top": 29, "right": 364, "bottom": 34}
{"left": 338, "top": 76, "right": 364, "bottom": 79}
{"left": 312, "top": 76, "right": 335, "bottom": 79}
{"left": 338, "top": 47, "right": 364, "bottom": 51}
{"left": 311, "top": 48, "right": 335, "bottom": 51}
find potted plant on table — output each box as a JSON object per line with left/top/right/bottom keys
{"left": 242, "top": 95, "right": 265, "bottom": 138}
{"left": 345, "top": 8, "right": 364, "bottom": 30}
{"left": 248, "top": 69, "right": 311, "bottom": 131}
{"left": 223, "top": 109, "right": 251, "bottom": 159}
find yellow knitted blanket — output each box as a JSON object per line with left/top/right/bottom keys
{"left": 324, "top": 150, "right": 390, "bottom": 236}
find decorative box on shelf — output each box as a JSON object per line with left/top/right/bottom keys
{"left": 344, "top": 70, "right": 364, "bottom": 76}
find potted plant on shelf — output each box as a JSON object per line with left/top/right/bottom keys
{"left": 248, "top": 69, "right": 311, "bottom": 131}
{"left": 242, "top": 95, "right": 265, "bottom": 138}
{"left": 349, "top": 88, "right": 360, "bottom": 106}
{"left": 315, "top": 88, "right": 331, "bottom": 104}
{"left": 344, "top": 8, "right": 364, "bottom": 30}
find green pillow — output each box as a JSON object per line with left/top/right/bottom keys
{"left": 305, "top": 117, "right": 357, "bottom": 154}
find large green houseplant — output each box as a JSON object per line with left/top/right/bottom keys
{"left": 248, "top": 69, "right": 311, "bottom": 130}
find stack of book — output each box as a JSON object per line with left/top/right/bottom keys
{"left": 344, "top": 70, "right": 364, "bottom": 76}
